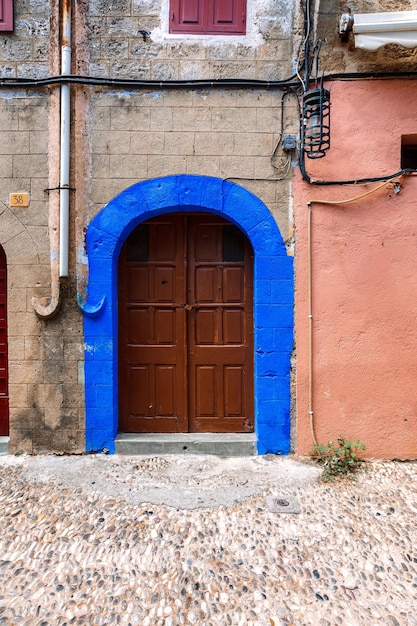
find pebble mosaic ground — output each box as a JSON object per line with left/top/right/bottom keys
{"left": 0, "top": 454, "right": 417, "bottom": 625}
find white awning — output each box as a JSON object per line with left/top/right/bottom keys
{"left": 353, "top": 11, "right": 417, "bottom": 51}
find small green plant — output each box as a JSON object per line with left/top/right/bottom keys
{"left": 311, "top": 437, "right": 366, "bottom": 482}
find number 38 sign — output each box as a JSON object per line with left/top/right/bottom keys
{"left": 9, "top": 193, "right": 29, "bottom": 207}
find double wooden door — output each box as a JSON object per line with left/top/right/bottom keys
{"left": 0, "top": 247, "right": 8, "bottom": 436}
{"left": 118, "top": 214, "right": 253, "bottom": 433}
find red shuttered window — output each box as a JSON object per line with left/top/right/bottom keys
{"left": 170, "top": 0, "right": 246, "bottom": 35}
{"left": 0, "top": 0, "right": 13, "bottom": 31}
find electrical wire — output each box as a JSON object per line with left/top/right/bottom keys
{"left": 304, "top": 0, "right": 311, "bottom": 89}
{"left": 322, "top": 70, "right": 417, "bottom": 82}
{"left": 0, "top": 74, "right": 300, "bottom": 90}
{"left": 270, "top": 91, "right": 292, "bottom": 179}
{"left": 307, "top": 177, "right": 402, "bottom": 205}
{"left": 3, "top": 6, "right": 415, "bottom": 186}
{"left": 296, "top": 0, "right": 311, "bottom": 92}
{"left": 2, "top": 69, "right": 417, "bottom": 91}
{"left": 299, "top": 145, "right": 417, "bottom": 185}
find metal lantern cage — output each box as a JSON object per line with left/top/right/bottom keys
{"left": 302, "top": 87, "right": 331, "bottom": 159}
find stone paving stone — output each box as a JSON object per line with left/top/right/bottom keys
{"left": 0, "top": 456, "right": 416, "bottom": 625}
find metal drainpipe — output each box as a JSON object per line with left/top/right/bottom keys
{"left": 60, "top": 0, "right": 71, "bottom": 278}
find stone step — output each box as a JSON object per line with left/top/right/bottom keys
{"left": 0, "top": 437, "right": 9, "bottom": 455}
{"left": 115, "top": 433, "right": 257, "bottom": 456}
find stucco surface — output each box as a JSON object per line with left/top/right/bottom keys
{"left": 295, "top": 80, "right": 417, "bottom": 459}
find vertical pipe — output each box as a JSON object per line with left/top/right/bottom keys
{"left": 307, "top": 202, "right": 317, "bottom": 447}
{"left": 32, "top": 0, "right": 62, "bottom": 317}
{"left": 59, "top": 0, "right": 71, "bottom": 277}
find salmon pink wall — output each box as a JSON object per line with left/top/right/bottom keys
{"left": 295, "top": 80, "right": 417, "bottom": 459}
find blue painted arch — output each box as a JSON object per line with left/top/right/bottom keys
{"left": 83, "top": 175, "right": 293, "bottom": 454}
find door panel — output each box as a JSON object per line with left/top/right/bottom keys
{"left": 223, "top": 309, "right": 243, "bottom": 344}
{"left": 187, "top": 215, "right": 253, "bottom": 432}
{"left": 195, "top": 267, "right": 216, "bottom": 302}
{"left": 224, "top": 366, "right": 243, "bottom": 415}
{"left": 195, "top": 309, "right": 215, "bottom": 344}
{"left": 119, "top": 217, "right": 187, "bottom": 433}
{"left": 223, "top": 267, "right": 244, "bottom": 301}
{"left": 196, "top": 365, "right": 216, "bottom": 415}
{"left": 118, "top": 214, "right": 253, "bottom": 433}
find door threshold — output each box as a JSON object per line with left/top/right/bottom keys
{"left": 115, "top": 433, "right": 257, "bottom": 456}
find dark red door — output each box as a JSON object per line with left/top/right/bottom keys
{"left": 118, "top": 214, "right": 253, "bottom": 433}
{"left": 0, "top": 246, "right": 8, "bottom": 435}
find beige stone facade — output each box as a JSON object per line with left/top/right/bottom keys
{"left": 0, "top": 0, "right": 298, "bottom": 453}
{"left": 0, "top": 92, "right": 85, "bottom": 453}
{"left": 1, "top": 0, "right": 416, "bottom": 454}
{"left": 88, "top": 89, "right": 294, "bottom": 234}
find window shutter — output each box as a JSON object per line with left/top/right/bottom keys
{"left": 211, "top": 0, "right": 246, "bottom": 34}
{"left": 170, "top": 0, "right": 204, "bottom": 33}
{"left": 0, "top": 0, "right": 13, "bottom": 31}
{"left": 170, "top": 0, "right": 246, "bottom": 35}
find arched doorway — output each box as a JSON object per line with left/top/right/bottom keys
{"left": 0, "top": 246, "right": 8, "bottom": 435}
{"left": 118, "top": 213, "right": 254, "bottom": 433}
{"left": 83, "top": 175, "right": 293, "bottom": 454}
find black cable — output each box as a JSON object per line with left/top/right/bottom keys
{"left": 2, "top": 69, "right": 417, "bottom": 91}
{"left": 0, "top": 74, "right": 300, "bottom": 90}
{"left": 323, "top": 70, "right": 417, "bottom": 81}
{"left": 299, "top": 146, "right": 417, "bottom": 185}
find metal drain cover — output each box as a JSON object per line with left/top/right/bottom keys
{"left": 266, "top": 495, "right": 301, "bottom": 514}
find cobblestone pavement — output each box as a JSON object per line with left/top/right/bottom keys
{"left": 0, "top": 454, "right": 417, "bottom": 625}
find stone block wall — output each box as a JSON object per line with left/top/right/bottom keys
{"left": 0, "top": 93, "right": 85, "bottom": 454}
{"left": 1, "top": 0, "right": 299, "bottom": 453}
{"left": 0, "top": 94, "right": 47, "bottom": 451}
{"left": 83, "top": 0, "right": 299, "bottom": 239}
{"left": 87, "top": 0, "right": 295, "bottom": 80}
{"left": 0, "top": 0, "right": 86, "bottom": 453}
{"left": 0, "top": 0, "right": 51, "bottom": 79}
{"left": 88, "top": 88, "right": 296, "bottom": 240}
{"left": 80, "top": 0, "right": 298, "bottom": 455}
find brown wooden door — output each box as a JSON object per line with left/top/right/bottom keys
{"left": 0, "top": 247, "right": 8, "bottom": 435}
{"left": 118, "top": 214, "right": 253, "bottom": 433}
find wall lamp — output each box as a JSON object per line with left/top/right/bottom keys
{"left": 302, "top": 84, "right": 331, "bottom": 159}
{"left": 339, "top": 11, "right": 417, "bottom": 51}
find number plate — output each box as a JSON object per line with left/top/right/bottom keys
{"left": 9, "top": 193, "right": 29, "bottom": 207}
